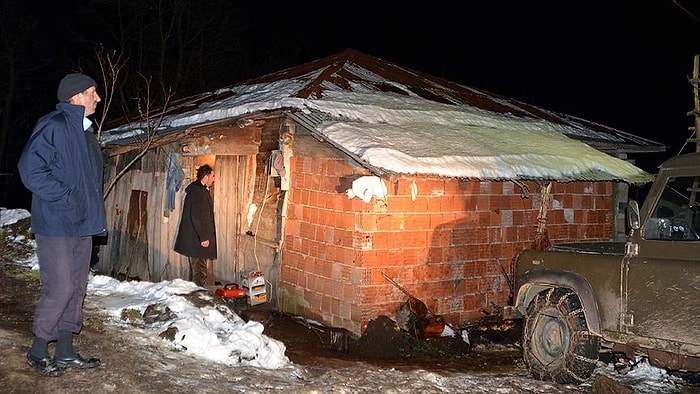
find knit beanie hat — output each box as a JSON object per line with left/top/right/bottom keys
{"left": 57, "top": 73, "right": 97, "bottom": 103}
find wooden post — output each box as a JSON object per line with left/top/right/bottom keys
{"left": 694, "top": 55, "right": 700, "bottom": 153}
{"left": 690, "top": 56, "right": 699, "bottom": 206}
{"left": 532, "top": 182, "right": 552, "bottom": 250}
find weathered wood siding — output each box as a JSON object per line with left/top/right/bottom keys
{"left": 98, "top": 119, "right": 283, "bottom": 293}
{"left": 100, "top": 148, "right": 190, "bottom": 281}
{"left": 212, "top": 154, "right": 255, "bottom": 283}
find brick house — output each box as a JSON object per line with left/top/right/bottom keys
{"left": 99, "top": 49, "right": 665, "bottom": 335}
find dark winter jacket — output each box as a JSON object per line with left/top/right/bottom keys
{"left": 174, "top": 181, "right": 217, "bottom": 259}
{"left": 17, "top": 103, "right": 107, "bottom": 237}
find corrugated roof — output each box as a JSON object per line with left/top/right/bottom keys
{"left": 236, "top": 49, "right": 666, "bottom": 155}
{"left": 102, "top": 49, "right": 664, "bottom": 183}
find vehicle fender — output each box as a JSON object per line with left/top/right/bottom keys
{"left": 513, "top": 269, "right": 602, "bottom": 336}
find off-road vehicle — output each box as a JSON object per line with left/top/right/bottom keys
{"left": 505, "top": 152, "right": 700, "bottom": 384}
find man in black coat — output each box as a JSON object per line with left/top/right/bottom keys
{"left": 174, "top": 164, "right": 217, "bottom": 286}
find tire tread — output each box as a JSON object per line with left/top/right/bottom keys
{"left": 523, "top": 287, "right": 599, "bottom": 384}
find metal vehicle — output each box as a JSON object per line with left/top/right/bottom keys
{"left": 505, "top": 153, "right": 700, "bottom": 384}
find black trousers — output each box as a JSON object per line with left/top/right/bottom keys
{"left": 188, "top": 257, "right": 212, "bottom": 287}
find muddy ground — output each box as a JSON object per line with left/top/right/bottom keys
{"left": 0, "top": 218, "right": 525, "bottom": 393}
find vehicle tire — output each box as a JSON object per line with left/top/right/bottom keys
{"left": 523, "top": 287, "right": 599, "bottom": 384}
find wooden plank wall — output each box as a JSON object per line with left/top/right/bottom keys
{"left": 100, "top": 148, "right": 191, "bottom": 282}
{"left": 99, "top": 120, "right": 280, "bottom": 289}
{"left": 214, "top": 155, "right": 249, "bottom": 283}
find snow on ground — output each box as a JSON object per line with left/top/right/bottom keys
{"left": 0, "top": 207, "right": 689, "bottom": 393}
{"left": 86, "top": 274, "right": 288, "bottom": 369}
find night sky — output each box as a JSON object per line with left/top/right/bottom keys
{"left": 5, "top": 1, "right": 700, "bottom": 207}
{"left": 241, "top": 1, "right": 700, "bottom": 171}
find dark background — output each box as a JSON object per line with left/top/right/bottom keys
{"left": 2, "top": 1, "right": 700, "bottom": 209}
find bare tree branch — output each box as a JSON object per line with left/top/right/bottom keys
{"left": 673, "top": 0, "right": 700, "bottom": 24}
{"left": 102, "top": 72, "right": 172, "bottom": 200}
{"left": 95, "top": 45, "right": 127, "bottom": 142}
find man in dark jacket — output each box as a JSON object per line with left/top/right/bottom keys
{"left": 174, "top": 164, "right": 217, "bottom": 286}
{"left": 18, "top": 73, "right": 107, "bottom": 377}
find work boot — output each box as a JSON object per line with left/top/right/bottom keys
{"left": 54, "top": 353, "right": 101, "bottom": 369}
{"left": 26, "top": 352, "right": 65, "bottom": 377}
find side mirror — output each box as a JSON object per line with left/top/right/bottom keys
{"left": 627, "top": 200, "right": 640, "bottom": 230}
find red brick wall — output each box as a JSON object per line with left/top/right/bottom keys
{"left": 280, "top": 156, "right": 614, "bottom": 335}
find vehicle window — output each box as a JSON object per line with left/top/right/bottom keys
{"left": 643, "top": 176, "right": 700, "bottom": 240}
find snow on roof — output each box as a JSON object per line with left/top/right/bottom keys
{"left": 102, "top": 49, "right": 661, "bottom": 184}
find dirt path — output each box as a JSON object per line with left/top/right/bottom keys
{"left": 0, "top": 217, "right": 528, "bottom": 393}
{"left": 0, "top": 258, "right": 530, "bottom": 393}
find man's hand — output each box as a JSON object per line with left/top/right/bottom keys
{"left": 201, "top": 240, "right": 210, "bottom": 248}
